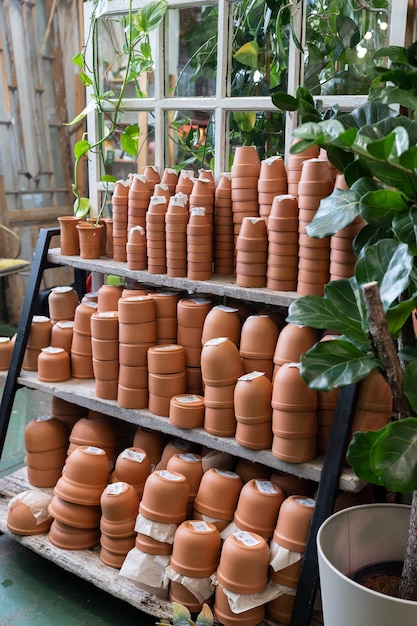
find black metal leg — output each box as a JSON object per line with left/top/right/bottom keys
{"left": 289, "top": 383, "right": 360, "bottom": 626}
{"left": 0, "top": 227, "right": 60, "bottom": 458}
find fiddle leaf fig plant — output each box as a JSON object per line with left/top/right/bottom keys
{"left": 156, "top": 602, "right": 214, "bottom": 626}
{"left": 66, "top": 0, "right": 167, "bottom": 221}
{"left": 286, "top": 41, "right": 417, "bottom": 601}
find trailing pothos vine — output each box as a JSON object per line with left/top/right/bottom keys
{"left": 66, "top": 0, "right": 167, "bottom": 221}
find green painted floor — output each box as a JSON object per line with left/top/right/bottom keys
{"left": 0, "top": 380, "right": 159, "bottom": 625}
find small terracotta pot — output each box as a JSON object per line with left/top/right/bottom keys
{"left": 48, "top": 495, "right": 101, "bottom": 529}
{"left": 272, "top": 432, "right": 317, "bottom": 463}
{"left": 73, "top": 302, "right": 98, "bottom": 333}
{"left": 273, "top": 324, "right": 317, "bottom": 368}
{"left": 170, "top": 519, "right": 221, "bottom": 577}
{"left": 193, "top": 468, "right": 242, "bottom": 520}
{"left": 118, "top": 295, "right": 155, "bottom": 324}
{"left": 57, "top": 445, "right": 108, "bottom": 485}
{"left": 200, "top": 337, "right": 243, "bottom": 386}
{"left": 273, "top": 494, "right": 316, "bottom": 552}
{"left": 233, "top": 479, "right": 285, "bottom": 538}
{"left": 234, "top": 372, "right": 272, "bottom": 422}
{"left": 117, "top": 384, "right": 149, "bottom": 410}
{"left": 166, "top": 452, "right": 203, "bottom": 499}
{"left": 49, "top": 519, "right": 100, "bottom": 550}
{"left": 70, "top": 417, "right": 117, "bottom": 452}
{"left": 147, "top": 344, "right": 186, "bottom": 374}
{"left": 7, "top": 495, "right": 53, "bottom": 536}
{"left": 139, "top": 469, "right": 189, "bottom": 523}
{"left": 234, "top": 419, "right": 272, "bottom": 450}
{"left": 216, "top": 530, "right": 270, "bottom": 593}
{"left": 214, "top": 584, "right": 265, "bottom": 626}
{"left": 48, "top": 286, "right": 79, "bottom": 323}
{"left": 177, "top": 297, "right": 212, "bottom": 327}
{"left": 76, "top": 222, "right": 103, "bottom": 259}
{"left": 133, "top": 427, "right": 167, "bottom": 467}
{"left": 70, "top": 353, "right": 94, "bottom": 379}
{"left": 26, "top": 315, "right": 53, "bottom": 350}
{"left": 97, "top": 284, "right": 124, "bottom": 313}
{"left": 169, "top": 395, "right": 205, "bottom": 429}
{"left": 58, "top": 216, "right": 81, "bottom": 256}
{"left": 24, "top": 415, "right": 69, "bottom": 453}
{"left": 201, "top": 305, "right": 241, "bottom": 347}
{"left": 266, "top": 593, "right": 295, "bottom": 624}
{"left": 51, "top": 321, "right": 74, "bottom": 353}
{"left": 169, "top": 581, "right": 207, "bottom": 614}
{"left": 100, "top": 481, "right": 139, "bottom": 521}
{"left": 90, "top": 311, "right": 119, "bottom": 340}
{"left": 113, "top": 448, "right": 152, "bottom": 494}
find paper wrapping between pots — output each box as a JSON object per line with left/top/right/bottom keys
{"left": 269, "top": 538, "right": 303, "bottom": 572}
{"left": 135, "top": 512, "right": 177, "bottom": 543}
{"left": 119, "top": 547, "right": 170, "bottom": 589}
{"left": 166, "top": 565, "right": 215, "bottom": 604}
{"left": 8, "top": 489, "right": 53, "bottom": 525}
{"left": 213, "top": 576, "right": 296, "bottom": 613}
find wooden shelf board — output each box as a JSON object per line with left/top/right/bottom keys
{"left": 47, "top": 249, "right": 299, "bottom": 308}
{"left": 0, "top": 371, "right": 364, "bottom": 493}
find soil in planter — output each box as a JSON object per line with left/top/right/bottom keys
{"left": 352, "top": 561, "right": 402, "bottom": 598}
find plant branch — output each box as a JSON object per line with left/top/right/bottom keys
{"left": 362, "top": 280, "right": 412, "bottom": 420}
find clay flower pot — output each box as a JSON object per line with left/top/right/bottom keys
{"left": 273, "top": 494, "right": 316, "bottom": 552}
{"left": 233, "top": 478, "right": 285, "bottom": 538}
{"left": 168, "top": 394, "right": 205, "bottom": 429}
{"left": 200, "top": 337, "right": 244, "bottom": 386}
{"left": 24, "top": 415, "right": 69, "bottom": 453}
{"left": 100, "top": 481, "right": 139, "bottom": 522}
{"left": 216, "top": 530, "right": 270, "bottom": 593}
{"left": 234, "top": 372, "right": 272, "bottom": 423}
{"left": 193, "top": 468, "right": 243, "bottom": 521}
{"left": 48, "top": 495, "right": 101, "bottom": 529}
{"left": 58, "top": 216, "right": 81, "bottom": 256}
{"left": 170, "top": 519, "right": 221, "bottom": 576}
{"left": 214, "top": 584, "right": 265, "bottom": 626}
{"left": 7, "top": 491, "right": 53, "bottom": 535}
{"left": 112, "top": 448, "right": 152, "bottom": 496}
{"left": 201, "top": 305, "right": 241, "bottom": 347}
{"left": 37, "top": 347, "right": 71, "bottom": 382}
{"left": 97, "top": 284, "right": 124, "bottom": 313}
{"left": 139, "top": 469, "right": 189, "bottom": 523}
{"left": 54, "top": 445, "right": 109, "bottom": 505}
{"left": 48, "top": 519, "right": 100, "bottom": 550}
{"left": 76, "top": 222, "right": 104, "bottom": 259}
{"left": 48, "top": 286, "right": 79, "bottom": 323}
{"left": 166, "top": 452, "right": 204, "bottom": 500}
{"left": 0, "top": 336, "right": 14, "bottom": 370}
{"left": 133, "top": 427, "right": 167, "bottom": 467}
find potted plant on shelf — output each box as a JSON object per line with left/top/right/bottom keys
{"left": 284, "top": 42, "right": 417, "bottom": 623}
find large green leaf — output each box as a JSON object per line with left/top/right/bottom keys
{"left": 271, "top": 92, "right": 298, "bottom": 111}
{"left": 287, "top": 278, "right": 369, "bottom": 348}
{"left": 392, "top": 205, "right": 417, "bottom": 254}
{"left": 386, "top": 298, "right": 417, "bottom": 338}
{"left": 360, "top": 189, "right": 409, "bottom": 228}
{"left": 355, "top": 240, "right": 413, "bottom": 310}
{"left": 233, "top": 41, "right": 259, "bottom": 69}
{"left": 348, "top": 418, "right": 417, "bottom": 493}
{"left": 134, "top": 0, "right": 167, "bottom": 33}
{"left": 305, "top": 188, "right": 360, "bottom": 238}
{"left": 299, "top": 339, "right": 377, "bottom": 391}
{"left": 120, "top": 125, "right": 139, "bottom": 156}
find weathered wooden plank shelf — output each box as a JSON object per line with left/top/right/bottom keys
{"left": 47, "top": 248, "right": 299, "bottom": 308}
{"left": 0, "top": 371, "right": 363, "bottom": 493}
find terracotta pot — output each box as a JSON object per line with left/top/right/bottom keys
{"left": 70, "top": 353, "right": 94, "bottom": 379}
{"left": 273, "top": 323, "right": 317, "bottom": 369}
{"left": 119, "top": 320, "right": 156, "bottom": 344}
{"left": 273, "top": 494, "right": 316, "bottom": 552}
{"left": 24, "top": 415, "right": 69, "bottom": 453}
{"left": 139, "top": 469, "right": 189, "bottom": 523}
{"left": 73, "top": 302, "right": 97, "bottom": 334}
{"left": 113, "top": 448, "right": 152, "bottom": 494}
{"left": 166, "top": 452, "right": 203, "bottom": 499}
{"left": 0, "top": 336, "right": 14, "bottom": 370}
{"left": 133, "top": 427, "right": 167, "bottom": 468}
{"left": 169, "top": 581, "right": 208, "bottom": 614}
{"left": 170, "top": 519, "right": 221, "bottom": 577}
{"left": 76, "top": 222, "right": 103, "bottom": 259}
{"left": 7, "top": 493, "right": 53, "bottom": 535}
{"left": 58, "top": 216, "right": 81, "bottom": 256}
{"left": 266, "top": 593, "right": 295, "bottom": 625}
{"left": 135, "top": 532, "right": 172, "bottom": 555}
{"left": 48, "top": 495, "right": 101, "bottom": 529}
{"left": 272, "top": 362, "right": 318, "bottom": 410}
{"left": 234, "top": 372, "right": 272, "bottom": 422}
{"left": 118, "top": 295, "right": 155, "bottom": 324}
{"left": 193, "top": 468, "right": 242, "bottom": 520}
{"left": 233, "top": 479, "right": 285, "bottom": 538}
{"left": 214, "top": 584, "right": 265, "bottom": 626}
{"left": 147, "top": 344, "right": 185, "bottom": 374}
{"left": 201, "top": 305, "right": 241, "bottom": 347}
{"left": 56, "top": 445, "right": 108, "bottom": 487}
{"left": 97, "top": 284, "right": 124, "bottom": 313}
{"left": 48, "top": 286, "right": 79, "bottom": 323}
{"left": 26, "top": 446, "right": 67, "bottom": 470}
{"left": 169, "top": 395, "right": 205, "bottom": 429}
{"left": 49, "top": 519, "right": 100, "bottom": 550}
{"left": 26, "top": 315, "right": 53, "bottom": 351}
{"left": 117, "top": 384, "right": 149, "bottom": 410}
{"left": 100, "top": 481, "right": 140, "bottom": 521}
{"left": 235, "top": 419, "right": 272, "bottom": 450}
{"left": 90, "top": 311, "right": 119, "bottom": 340}
{"left": 51, "top": 321, "right": 74, "bottom": 353}
{"left": 70, "top": 417, "right": 117, "bottom": 453}
{"left": 201, "top": 337, "right": 244, "bottom": 386}
{"left": 119, "top": 342, "right": 153, "bottom": 367}
{"left": 216, "top": 530, "right": 270, "bottom": 593}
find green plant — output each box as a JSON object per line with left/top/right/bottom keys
{"left": 156, "top": 602, "right": 214, "bottom": 626}
{"left": 286, "top": 42, "right": 417, "bottom": 600}
{"left": 66, "top": 0, "right": 167, "bottom": 222}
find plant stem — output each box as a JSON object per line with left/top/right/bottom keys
{"left": 399, "top": 489, "right": 417, "bottom": 600}
{"left": 362, "top": 281, "right": 412, "bottom": 420}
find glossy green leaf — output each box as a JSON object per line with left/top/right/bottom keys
{"left": 233, "top": 41, "right": 259, "bottom": 69}
{"left": 299, "top": 339, "right": 377, "bottom": 391}
{"left": 392, "top": 205, "right": 417, "bottom": 254}
{"left": 233, "top": 110, "right": 256, "bottom": 132}
{"left": 120, "top": 125, "right": 139, "bottom": 156}
{"left": 74, "top": 140, "right": 90, "bottom": 160}
{"left": 71, "top": 53, "right": 84, "bottom": 68}
{"left": 305, "top": 188, "right": 360, "bottom": 238}
{"left": 366, "top": 127, "right": 409, "bottom": 162}
{"left": 373, "top": 46, "right": 410, "bottom": 64}
{"left": 360, "top": 189, "right": 409, "bottom": 228}
{"left": 404, "top": 364, "right": 417, "bottom": 414}
{"left": 271, "top": 92, "right": 298, "bottom": 111}
{"left": 134, "top": 0, "right": 167, "bottom": 33}
{"left": 386, "top": 298, "right": 417, "bottom": 338}
{"left": 73, "top": 197, "right": 91, "bottom": 219}
{"left": 79, "top": 72, "right": 93, "bottom": 87}
{"left": 347, "top": 428, "right": 388, "bottom": 485}
{"left": 399, "top": 345, "right": 417, "bottom": 364}
{"left": 355, "top": 240, "right": 413, "bottom": 310}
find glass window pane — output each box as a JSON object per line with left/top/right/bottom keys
{"left": 228, "top": 110, "right": 285, "bottom": 162}
{"left": 166, "top": 110, "right": 215, "bottom": 171}
{"left": 95, "top": 11, "right": 157, "bottom": 98}
{"left": 165, "top": 5, "right": 218, "bottom": 97}
{"left": 230, "top": 1, "right": 289, "bottom": 98}
{"left": 305, "top": 0, "right": 391, "bottom": 95}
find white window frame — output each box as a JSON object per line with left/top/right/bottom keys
{"left": 84, "top": 0, "right": 409, "bottom": 213}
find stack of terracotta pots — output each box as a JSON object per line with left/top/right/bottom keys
{"left": 154, "top": 182, "right": 172, "bottom": 204}
{"left": 297, "top": 158, "right": 334, "bottom": 296}
{"left": 146, "top": 195, "right": 168, "bottom": 274}
{"left": 187, "top": 208, "right": 213, "bottom": 280}
{"left": 151, "top": 290, "right": 180, "bottom": 345}
{"left": 128, "top": 174, "right": 151, "bottom": 232}
{"left": 235, "top": 217, "right": 268, "bottom": 288}
{"left": 234, "top": 371, "right": 273, "bottom": 450}
{"left": 201, "top": 337, "right": 244, "bottom": 437}
{"left": 147, "top": 344, "right": 187, "bottom": 417}
{"left": 50, "top": 445, "right": 109, "bottom": 549}
{"left": 213, "top": 172, "right": 234, "bottom": 275}
{"left": 168, "top": 519, "right": 221, "bottom": 612}
{"left": 330, "top": 215, "right": 365, "bottom": 281}
{"left": 24, "top": 415, "right": 69, "bottom": 488}
{"left": 22, "top": 315, "right": 53, "bottom": 371}
{"left": 143, "top": 165, "right": 161, "bottom": 194}
{"left": 193, "top": 467, "right": 243, "bottom": 531}
{"left": 286, "top": 140, "right": 319, "bottom": 197}
{"left": 175, "top": 169, "right": 194, "bottom": 196}
{"left": 267, "top": 194, "right": 299, "bottom": 292}
{"left": 272, "top": 323, "right": 317, "bottom": 381}
{"left": 161, "top": 167, "right": 179, "bottom": 195}
{"left": 198, "top": 168, "right": 216, "bottom": 195}
{"left": 233, "top": 478, "right": 285, "bottom": 540}
{"left": 90, "top": 310, "right": 119, "bottom": 400}
{"left": 165, "top": 193, "right": 189, "bottom": 278}
{"left": 169, "top": 394, "right": 205, "bottom": 430}
{"left": 257, "top": 156, "right": 288, "bottom": 222}
{"left": 111, "top": 447, "right": 152, "bottom": 498}
{"left": 70, "top": 301, "right": 97, "bottom": 379}
{"left": 231, "top": 146, "right": 261, "bottom": 241}
{"left": 215, "top": 529, "right": 270, "bottom": 626}
{"left": 177, "top": 297, "right": 212, "bottom": 394}
{"left": 271, "top": 362, "right": 318, "bottom": 463}
{"left": 201, "top": 304, "right": 241, "bottom": 348}
{"left": 126, "top": 225, "right": 147, "bottom": 270}
{"left": 267, "top": 495, "right": 316, "bottom": 624}
{"left": 189, "top": 178, "right": 214, "bottom": 222}
{"left": 48, "top": 286, "right": 79, "bottom": 324}
{"left": 100, "top": 481, "right": 140, "bottom": 568}
{"left": 111, "top": 180, "right": 130, "bottom": 262}
{"left": 50, "top": 395, "right": 87, "bottom": 433}
{"left": 117, "top": 295, "right": 156, "bottom": 409}
{"left": 239, "top": 314, "right": 279, "bottom": 380}
{"left": 167, "top": 452, "right": 204, "bottom": 518}
{"left": 51, "top": 320, "right": 74, "bottom": 354}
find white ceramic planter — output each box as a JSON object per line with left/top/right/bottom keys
{"left": 317, "top": 503, "right": 417, "bottom": 626}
